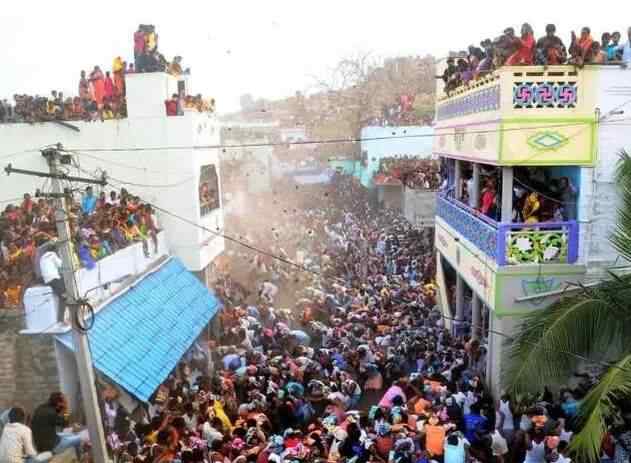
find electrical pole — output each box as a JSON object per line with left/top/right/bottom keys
{"left": 19, "top": 147, "right": 109, "bottom": 463}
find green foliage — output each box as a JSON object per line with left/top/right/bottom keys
{"left": 570, "top": 354, "right": 631, "bottom": 462}
{"left": 505, "top": 151, "right": 631, "bottom": 461}
{"left": 611, "top": 149, "right": 631, "bottom": 262}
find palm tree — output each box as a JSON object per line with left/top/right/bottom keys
{"left": 505, "top": 150, "right": 631, "bottom": 462}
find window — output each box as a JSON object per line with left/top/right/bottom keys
{"left": 199, "top": 165, "right": 220, "bottom": 216}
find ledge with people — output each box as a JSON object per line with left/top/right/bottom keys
{"left": 0, "top": 24, "right": 198, "bottom": 125}
{"left": 0, "top": 188, "right": 159, "bottom": 312}
{"left": 437, "top": 24, "right": 631, "bottom": 96}
{"left": 374, "top": 156, "right": 441, "bottom": 191}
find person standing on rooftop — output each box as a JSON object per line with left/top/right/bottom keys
{"left": 133, "top": 26, "right": 145, "bottom": 70}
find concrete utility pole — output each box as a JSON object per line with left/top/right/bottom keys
{"left": 42, "top": 147, "right": 109, "bottom": 463}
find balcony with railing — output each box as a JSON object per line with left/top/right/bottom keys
{"left": 433, "top": 65, "right": 598, "bottom": 166}
{"left": 436, "top": 195, "right": 578, "bottom": 267}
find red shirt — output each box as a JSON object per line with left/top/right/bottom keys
{"left": 481, "top": 190, "right": 496, "bottom": 215}
{"left": 22, "top": 199, "right": 34, "bottom": 213}
{"left": 165, "top": 100, "right": 178, "bottom": 116}
{"left": 134, "top": 31, "right": 145, "bottom": 53}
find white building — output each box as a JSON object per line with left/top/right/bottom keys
{"left": 0, "top": 72, "right": 224, "bottom": 285}
{"left": 0, "top": 72, "right": 227, "bottom": 413}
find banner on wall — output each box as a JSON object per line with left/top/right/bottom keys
{"left": 596, "top": 68, "right": 631, "bottom": 182}
{"left": 592, "top": 69, "right": 631, "bottom": 262}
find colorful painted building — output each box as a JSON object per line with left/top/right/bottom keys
{"left": 432, "top": 64, "right": 631, "bottom": 394}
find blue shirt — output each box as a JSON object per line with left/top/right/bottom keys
{"left": 81, "top": 194, "right": 97, "bottom": 214}
{"left": 463, "top": 413, "right": 488, "bottom": 443}
{"left": 561, "top": 399, "right": 579, "bottom": 418}
{"left": 619, "top": 41, "right": 631, "bottom": 63}
{"left": 445, "top": 439, "right": 467, "bottom": 463}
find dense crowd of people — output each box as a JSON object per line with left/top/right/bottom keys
{"left": 165, "top": 94, "right": 216, "bottom": 117}
{"left": 2, "top": 173, "right": 628, "bottom": 463}
{"left": 375, "top": 157, "right": 441, "bottom": 191}
{"left": 0, "top": 187, "right": 159, "bottom": 310}
{"left": 0, "top": 25, "right": 215, "bottom": 124}
{"left": 363, "top": 96, "right": 428, "bottom": 128}
{"left": 0, "top": 61, "right": 130, "bottom": 124}
{"left": 2, "top": 173, "right": 621, "bottom": 463}
{"left": 438, "top": 24, "right": 631, "bottom": 94}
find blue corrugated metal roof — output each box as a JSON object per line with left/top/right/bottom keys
{"left": 56, "top": 258, "right": 220, "bottom": 402}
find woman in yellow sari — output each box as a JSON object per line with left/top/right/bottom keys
{"left": 522, "top": 192, "right": 541, "bottom": 224}
{"left": 210, "top": 399, "right": 233, "bottom": 432}
{"left": 112, "top": 56, "right": 125, "bottom": 97}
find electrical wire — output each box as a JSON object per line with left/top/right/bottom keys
{"left": 105, "top": 174, "right": 195, "bottom": 189}
{"left": 0, "top": 148, "right": 41, "bottom": 161}
{"left": 0, "top": 196, "right": 25, "bottom": 205}
{"left": 102, "top": 172, "right": 630, "bottom": 372}
{"left": 4, "top": 175, "right": 623, "bottom": 371}
{"left": 63, "top": 118, "right": 631, "bottom": 154}
{"left": 440, "top": 312, "right": 631, "bottom": 374}
{"left": 63, "top": 148, "right": 183, "bottom": 176}
{"left": 95, "top": 173, "right": 348, "bottom": 282}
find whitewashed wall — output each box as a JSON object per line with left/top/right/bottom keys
{"left": 0, "top": 73, "right": 224, "bottom": 272}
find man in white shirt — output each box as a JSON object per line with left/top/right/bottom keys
{"left": 0, "top": 407, "right": 38, "bottom": 463}
{"left": 617, "top": 27, "right": 631, "bottom": 65}
{"left": 201, "top": 417, "right": 223, "bottom": 445}
{"left": 39, "top": 248, "right": 66, "bottom": 322}
{"left": 260, "top": 280, "right": 278, "bottom": 304}
{"left": 491, "top": 429, "right": 509, "bottom": 463}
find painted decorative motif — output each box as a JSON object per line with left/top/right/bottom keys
{"left": 474, "top": 134, "right": 487, "bottom": 151}
{"left": 506, "top": 229, "right": 568, "bottom": 264}
{"left": 436, "top": 196, "right": 497, "bottom": 259}
{"left": 513, "top": 81, "right": 578, "bottom": 109}
{"left": 436, "top": 85, "right": 500, "bottom": 121}
{"left": 454, "top": 128, "right": 466, "bottom": 151}
{"left": 527, "top": 131, "right": 569, "bottom": 151}
{"left": 521, "top": 277, "right": 561, "bottom": 306}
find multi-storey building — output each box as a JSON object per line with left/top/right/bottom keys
{"left": 432, "top": 63, "right": 631, "bottom": 394}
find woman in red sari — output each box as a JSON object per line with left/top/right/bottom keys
{"left": 89, "top": 66, "right": 105, "bottom": 107}
{"left": 104, "top": 71, "right": 114, "bottom": 100}
{"left": 506, "top": 23, "right": 535, "bottom": 65}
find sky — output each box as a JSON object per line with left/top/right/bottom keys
{"left": 1, "top": 1, "right": 626, "bottom": 113}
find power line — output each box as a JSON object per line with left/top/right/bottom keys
{"left": 105, "top": 171, "right": 631, "bottom": 373}
{"left": 0, "top": 148, "right": 42, "bottom": 161}
{"left": 62, "top": 148, "right": 186, "bottom": 176}
{"left": 59, "top": 116, "right": 617, "bottom": 191}
{"left": 0, "top": 196, "right": 25, "bottom": 205}
{"left": 440, "top": 312, "right": 631, "bottom": 374}
{"left": 74, "top": 164, "right": 195, "bottom": 189}
{"left": 98, "top": 176, "right": 328, "bottom": 278}
{"left": 112, "top": 183, "right": 631, "bottom": 373}
{"left": 5, "top": 171, "right": 625, "bottom": 375}
{"left": 64, "top": 119, "right": 631, "bottom": 154}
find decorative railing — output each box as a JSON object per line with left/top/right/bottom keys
{"left": 436, "top": 195, "right": 579, "bottom": 266}
{"left": 498, "top": 222, "right": 578, "bottom": 266}
{"left": 436, "top": 66, "right": 591, "bottom": 118}
{"left": 436, "top": 84, "right": 500, "bottom": 121}
{"left": 436, "top": 195, "right": 498, "bottom": 259}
